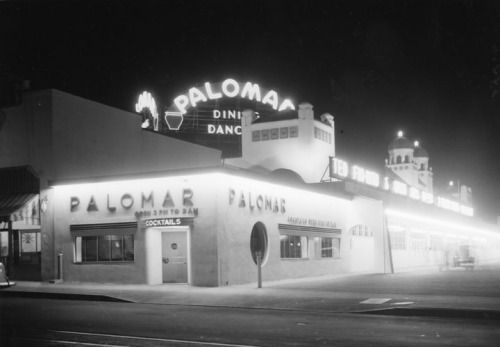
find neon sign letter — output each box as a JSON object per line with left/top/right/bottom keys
{"left": 174, "top": 95, "right": 190, "bottom": 114}
{"left": 205, "top": 82, "right": 222, "bottom": 99}
{"left": 188, "top": 87, "right": 208, "bottom": 107}
{"left": 241, "top": 82, "right": 262, "bottom": 101}
{"left": 222, "top": 79, "right": 240, "bottom": 97}
{"left": 262, "top": 90, "right": 279, "bottom": 110}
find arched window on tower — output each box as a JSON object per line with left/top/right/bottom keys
{"left": 396, "top": 156, "right": 402, "bottom": 164}
{"left": 405, "top": 155, "right": 410, "bottom": 163}
{"left": 420, "top": 163, "right": 425, "bottom": 170}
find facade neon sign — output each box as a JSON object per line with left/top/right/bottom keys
{"left": 330, "top": 158, "right": 379, "bottom": 188}
{"left": 330, "top": 157, "right": 473, "bottom": 217}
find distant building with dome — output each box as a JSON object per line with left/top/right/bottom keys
{"left": 386, "top": 131, "right": 433, "bottom": 193}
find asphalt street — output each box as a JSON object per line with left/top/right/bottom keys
{"left": 1, "top": 262, "right": 500, "bottom": 346}
{"left": 1, "top": 297, "right": 499, "bottom": 346}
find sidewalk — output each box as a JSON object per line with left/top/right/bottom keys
{"left": 2, "top": 263, "right": 500, "bottom": 320}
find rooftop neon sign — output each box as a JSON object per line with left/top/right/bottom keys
{"left": 136, "top": 91, "right": 159, "bottom": 131}
{"left": 172, "top": 79, "right": 296, "bottom": 115}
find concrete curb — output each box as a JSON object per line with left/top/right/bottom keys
{"left": 0, "top": 290, "right": 132, "bottom": 303}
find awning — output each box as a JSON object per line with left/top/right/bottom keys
{"left": 0, "top": 194, "right": 38, "bottom": 219}
{"left": 0, "top": 166, "right": 40, "bottom": 221}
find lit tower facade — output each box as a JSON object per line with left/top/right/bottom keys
{"left": 413, "top": 140, "right": 433, "bottom": 193}
{"left": 386, "top": 131, "right": 433, "bottom": 193}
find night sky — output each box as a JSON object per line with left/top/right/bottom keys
{"left": 1, "top": 0, "right": 500, "bottom": 222}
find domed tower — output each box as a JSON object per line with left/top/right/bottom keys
{"left": 386, "top": 131, "right": 415, "bottom": 186}
{"left": 385, "top": 131, "right": 434, "bottom": 193}
{"left": 413, "top": 141, "right": 433, "bottom": 193}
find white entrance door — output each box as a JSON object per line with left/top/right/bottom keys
{"left": 161, "top": 231, "right": 188, "bottom": 283}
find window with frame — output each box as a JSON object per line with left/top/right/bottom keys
{"left": 261, "top": 129, "right": 270, "bottom": 141}
{"left": 75, "top": 234, "right": 134, "bottom": 262}
{"left": 314, "top": 237, "right": 340, "bottom": 259}
{"left": 280, "top": 235, "right": 308, "bottom": 259}
{"left": 280, "top": 127, "right": 289, "bottom": 138}
{"left": 270, "top": 128, "right": 279, "bottom": 139}
{"left": 252, "top": 130, "right": 261, "bottom": 142}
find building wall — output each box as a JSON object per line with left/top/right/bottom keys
{"left": 346, "top": 197, "right": 387, "bottom": 273}
{"left": 1, "top": 89, "right": 223, "bottom": 281}
{"left": 214, "top": 174, "right": 385, "bottom": 286}
{"left": 53, "top": 173, "right": 219, "bottom": 285}
{"left": 237, "top": 103, "right": 335, "bottom": 183}
{"left": 51, "top": 170, "right": 388, "bottom": 286}
{"left": 50, "top": 89, "right": 222, "bottom": 181}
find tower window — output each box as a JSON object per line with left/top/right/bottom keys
{"left": 396, "top": 156, "right": 402, "bottom": 164}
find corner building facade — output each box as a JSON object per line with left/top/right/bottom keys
{"left": 54, "top": 168, "right": 386, "bottom": 285}
{"left": 1, "top": 87, "right": 499, "bottom": 286}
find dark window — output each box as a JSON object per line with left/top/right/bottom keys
{"left": 76, "top": 234, "right": 134, "bottom": 262}
{"left": 250, "top": 222, "right": 268, "bottom": 265}
{"left": 280, "top": 235, "right": 307, "bottom": 259}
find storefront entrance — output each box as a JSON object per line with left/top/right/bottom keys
{"left": 161, "top": 231, "right": 188, "bottom": 283}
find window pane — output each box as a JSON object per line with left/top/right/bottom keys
{"left": 252, "top": 130, "right": 261, "bottom": 142}
{"left": 110, "top": 235, "right": 123, "bottom": 261}
{"left": 77, "top": 234, "right": 134, "bottom": 263}
{"left": 83, "top": 236, "right": 97, "bottom": 262}
{"left": 123, "top": 235, "right": 134, "bottom": 261}
{"left": 261, "top": 129, "right": 269, "bottom": 141}
{"left": 280, "top": 127, "right": 288, "bottom": 138}
{"left": 97, "top": 235, "right": 111, "bottom": 261}
{"left": 321, "top": 237, "right": 333, "bottom": 258}
{"left": 280, "top": 235, "right": 307, "bottom": 259}
{"left": 270, "top": 128, "right": 279, "bottom": 139}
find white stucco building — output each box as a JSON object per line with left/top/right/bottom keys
{"left": 1, "top": 87, "right": 499, "bottom": 286}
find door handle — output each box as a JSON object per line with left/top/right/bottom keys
{"left": 162, "top": 257, "right": 169, "bottom": 264}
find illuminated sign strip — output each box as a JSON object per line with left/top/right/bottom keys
{"left": 330, "top": 157, "right": 474, "bottom": 217}
{"left": 330, "top": 158, "right": 379, "bottom": 188}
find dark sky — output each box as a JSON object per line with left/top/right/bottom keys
{"left": 2, "top": 0, "right": 500, "bottom": 222}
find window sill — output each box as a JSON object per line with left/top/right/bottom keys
{"left": 73, "top": 261, "right": 135, "bottom": 265}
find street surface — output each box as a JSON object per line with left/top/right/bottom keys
{"left": 1, "top": 297, "right": 500, "bottom": 346}
{"left": 1, "top": 262, "right": 500, "bottom": 346}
